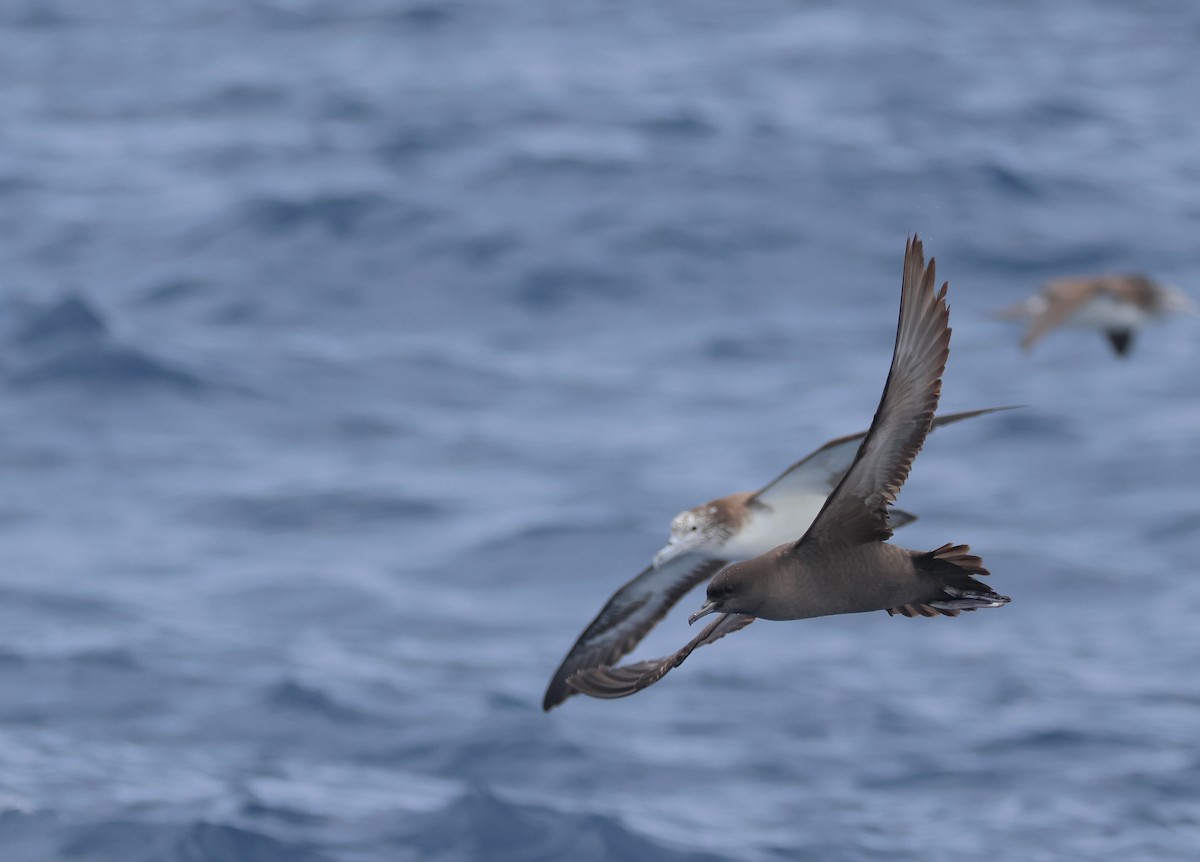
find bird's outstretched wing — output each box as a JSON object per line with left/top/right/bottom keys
{"left": 796, "top": 235, "right": 952, "bottom": 548}
{"left": 749, "top": 406, "right": 1015, "bottom": 515}
{"left": 1017, "top": 278, "right": 1096, "bottom": 349}
{"left": 542, "top": 555, "right": 727, "bottom": 710}
{"left": 565, "top": 612, "right": 755, "bottom": 700}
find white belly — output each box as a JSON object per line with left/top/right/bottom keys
{"left": 718, "top": 494, "right": 826, "bottom": 560}
{"left": 1067, "top": 295, "right": 1149, "bottom": 330}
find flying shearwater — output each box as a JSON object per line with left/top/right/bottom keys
{"left": 996, "top": 274, "right": 1194, "bottom": 356}
{"left": 569, "top": 235, "right": 1010, "bottom": 701}
{"left": 542, "top": 406, "right": 1008, "bottom": 710}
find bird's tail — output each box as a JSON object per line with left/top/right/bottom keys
{"left": 889, "top": 543, "right": 1010, "bottom": 618}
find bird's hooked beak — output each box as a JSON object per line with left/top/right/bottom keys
{"left": 651, "top": 542, "right": 677, "bottom": 567}
{"left": 688, "top": 599, "right": 720, "bottom": 625}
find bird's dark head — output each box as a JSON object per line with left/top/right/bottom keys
{"left": 688, "top": 562, "right": 762, "bottom": 623}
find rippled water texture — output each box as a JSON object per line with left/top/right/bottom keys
{"left": 1, "top": 2, "right": 1198, "bottom": 860}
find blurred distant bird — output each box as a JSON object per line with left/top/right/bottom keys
{"left": 568, "top": 236, "right": 1009, "bottom": 702}
{"left": 995, "top": 275, "right": 1194, "bottom": 357}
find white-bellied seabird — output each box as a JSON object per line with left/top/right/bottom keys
{"left": 996, "top": 274, "right": 1194, "bottom": 356}
{"left": 568, "top": 236, "right": 1010, "bottom": 702}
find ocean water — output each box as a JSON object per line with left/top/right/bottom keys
{"left": 1, "top": 1, "right": 1199, "bottom": 860}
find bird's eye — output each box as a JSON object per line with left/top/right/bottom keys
{"left": 690, "top": 525, "right": 698, "bottom": 532}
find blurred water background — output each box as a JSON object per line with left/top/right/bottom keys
{"left": 1, "top": 1, "right": 1199, "bottom": 860}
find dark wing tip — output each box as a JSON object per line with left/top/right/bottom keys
{"left": 539, "top": 558, "right": 727, "bottom": 712}
{"left": 542, "top": 680, "right": 570, "bottom": 712}
{"left": 542, "top": 636, "right": 636, "bottom": 712}
{"left": 567, "top": 660, "right": 672, "bottom": 700}
{"left": 889, "top": 507, "right": 919, "bottom": 529}
{"left": 929, "top": 404, "right": 1024, "bottom": 430}
{"left": 565, "top": 613, "right": 755, "bottom": 703}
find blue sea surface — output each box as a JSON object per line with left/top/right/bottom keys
{"left": 1, "top": 1, "right": 1199, "bottom": 860}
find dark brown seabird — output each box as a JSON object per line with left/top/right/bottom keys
{"left": 995, "top": 274, "right": 1194, "bottom": 356}
{"left": 569, "top": 236, "right": 1010, "bottom": 701}
{"left": 542, "top": 407, "right": 1011, "bottom": 711}
{"left": 540, "top": 405, "right": 1008, "bottom": 715}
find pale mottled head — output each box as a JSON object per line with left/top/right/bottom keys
{"left": 652, "top": 500, "right": 738, "bottom": 567}
{"left": 688, "top": 561, "right": 765, "bottom": 622}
